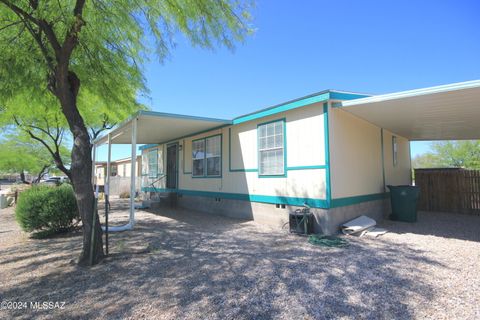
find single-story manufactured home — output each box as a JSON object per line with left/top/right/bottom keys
{"left": 95, "top": 156, "right": 141, "bottom": 186}
{"left": 94, "top": 80, "right": 480, "bottom": 233}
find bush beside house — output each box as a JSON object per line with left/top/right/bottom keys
{"left": 15, "top": 185, "right": 79, "bottom": 238}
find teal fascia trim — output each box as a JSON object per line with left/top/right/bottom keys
{"left": 330, "top": 193, "right": 389, "bottom": 208}
{"left": 328, "top": 91, "right": 371, "bottom": 101}
{"left": 257, "top": 118, "right": 287, "bottom": 178}
{"left": 139, "top": 143, "right": 160, "bottom": 151}
{"left": 142, "top": 187, "right": 329, "bottom": 209}
{"left": 287, "top": 165, "right": 327, "bottom": 170}
{"left": 232, "top": 90, "right": 370, "bottom": 125}
{"left": 234, "top": 92, "right": 330, "bottom": 125}
{"left": 323, "top": 103, "right": 332, "bottom": 208}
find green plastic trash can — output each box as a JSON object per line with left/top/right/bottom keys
{"left": 387, "top": 185, "right": 420, "bottom": 222}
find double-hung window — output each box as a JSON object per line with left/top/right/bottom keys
{"left": 192, "top": 135, "right": 221, "bottom": 177}
{"left": 148, "top": 149, "right": 158, "bottom": 178}
{"left": 258, "top": 120, "right": 285, "bottom": 176}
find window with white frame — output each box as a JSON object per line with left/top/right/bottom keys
{"left": 148, "top": 149, "right": 158, "bottom": 178}
{"left": 192, "top": 135, "right": 221, "bottom": 177}
{"left": 258, "top": 120, "right": 285, "bottom": 176}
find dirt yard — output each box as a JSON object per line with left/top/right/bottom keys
{"left": 0, "top": 200, "right": 479, "bottom": 319}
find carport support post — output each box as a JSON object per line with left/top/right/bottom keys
{"left": 105, "top": 133, "right": 112, "bottom": 255}
{"left": 129, "top": 118, "right": 137, "bottom": 227}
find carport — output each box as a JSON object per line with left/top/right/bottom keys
{"left": 336, "top": 80, "right": 480, "bottom": 140}
{"left": 92, "top": 110, "right": 231, "bottom": 231}
{"left": 337, "top": 80, "right": 480, "bottom": 214}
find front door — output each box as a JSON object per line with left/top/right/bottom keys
{"left": 166, "top": 144, "right": 178, "bottom": 189}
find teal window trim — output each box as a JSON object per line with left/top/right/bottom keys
{"left": 257, "top": 118, "right": 287, "bottom": 178}
{"left": 229, "top": 123, "right": 326, "bottom": 174}
{"left": 287, "top": 165, "right": 327, "bottom": 170}
{"left": 192, "top": 133, "right": 222, "bottom": 178}
{"left": 323, "top": 103, "right": 332, "bottom": 208}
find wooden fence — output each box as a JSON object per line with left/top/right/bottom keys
{"left": 415, "top": 168, "right": 480, "bottom": 215}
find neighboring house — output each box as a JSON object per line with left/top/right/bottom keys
{"left": 94, "top": 80, "right": 480, "bottom": 234}
{"left": 95, "top": 156, "right": 141, "bottom": 187}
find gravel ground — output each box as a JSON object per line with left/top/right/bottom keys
{"left": 0, "top": 200, "right": 479, "bottom": 319}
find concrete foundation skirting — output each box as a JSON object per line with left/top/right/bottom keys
{"left": 176, "top": 194, "right": 291, "bottom": 228}
{"left": 312, "top": 199, "right": 390, "bottom": 235}
{"left": 174, "top": 194, "right": 390, "bottom": 235}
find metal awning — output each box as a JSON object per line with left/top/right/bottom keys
{"left": 92, "top": 110, "right": 231, "bottom": 233}
{"left": 337, "top": 80, "right": 480, "bottom": 140}
{"left": 94, "top": 110, "right": 231, "bottom": 145}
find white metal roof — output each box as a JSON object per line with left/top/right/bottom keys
{"left": 94, "top": 110, "right": 231, "bottom": 145}
{"left": 337, "top": 80, "right": 480, "bottom": 140}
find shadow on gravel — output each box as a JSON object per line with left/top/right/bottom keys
{"left": 380, "top": 211, "right": 480, "bottom": 242}
{"left": 0, "top": 207, "right": 447, "bottom": 320}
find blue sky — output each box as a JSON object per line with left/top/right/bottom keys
{"left": 97, "top": 0, "right": 480, "bottom": 161}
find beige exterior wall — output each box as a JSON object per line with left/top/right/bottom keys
{"left": 382, "top": 129, "right": 412, "bottom": 187}
{"left": 142, "top": 102, "right": 328, "bottom": 200}
{"left": 141, "top": 101, "right": 411, "bottom": 205}
{"left": 329, "top": 105, "right": 411, "bottom": 199}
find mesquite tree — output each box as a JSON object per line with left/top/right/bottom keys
{"left": 0, "top": 1, "right": 251, "bottom": 265}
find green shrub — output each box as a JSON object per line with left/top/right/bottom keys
{"left": 15, "top": 184, "right": 79, "bottom": 237}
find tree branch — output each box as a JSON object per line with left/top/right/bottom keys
{"left": 60, "top": 0, "right": 86, "bottom": 62}
{"left": 0, "top": 1, "right": 40, "bottom": 26}
{"left": 13, "top": 116, "right": 71, "bottom": 178}
{"left": 89, "top": 114, "right": 115, "bottom": 140}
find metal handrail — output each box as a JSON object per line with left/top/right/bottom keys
{"left": 149, "top": 174, "right": 166, "bottom": 194}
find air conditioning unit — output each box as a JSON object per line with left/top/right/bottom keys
{"left": 289, "top": 209, "right": 314, "bottom": 235}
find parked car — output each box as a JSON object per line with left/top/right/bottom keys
{"left": 42, "top": 176, "right": 70, "bottom": 186}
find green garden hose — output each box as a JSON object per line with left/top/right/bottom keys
{"left": 308, "top": 235, "right": 349, "bottom": 248}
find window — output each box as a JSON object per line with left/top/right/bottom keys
{"left": 111, "top": 165, "right": 117, "bottom": 176}
{"left": 392, "top": 136, "right": 398, "bottom": 166}
{"left": 192, "top": 135, "right": 221, "bottom": 177}
{"left": 206, "top": 135, "right": 221, "bottom": 176}
{"left": 258, "top": 120, "right": 285, "bottom": 176}
{"left": 148, "top": 149, "right": 158, "bottom": 178}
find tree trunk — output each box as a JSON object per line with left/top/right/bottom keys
{"left": 34, "top": 165, "right": 49, "bottom": 183}
{"left": 19, "top": 170, "right": 29, "bottom": 184}
{"left": 55, "top": 70, "right": 104, "bottom": 266}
